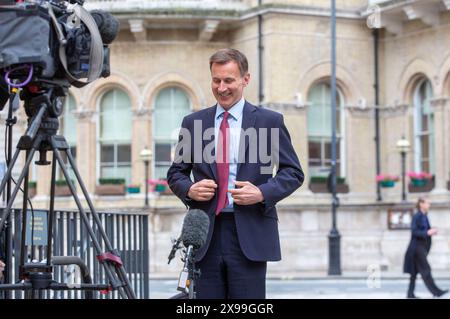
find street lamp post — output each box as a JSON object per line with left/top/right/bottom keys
{"left": 396, "top": 137, "right": 410, "bottom": 202}
{"left": 328, "top": 0, "right": 341, "bottom": 276}
{"left": 140, "top": 147, "right": 153, "bottom": 208}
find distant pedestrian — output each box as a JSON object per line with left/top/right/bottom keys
{"left": 404, "top": 197, "right": 448, "bottom": 298}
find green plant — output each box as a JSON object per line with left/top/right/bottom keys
{"left": 55, "top": 179, "right": 74, "bottom": 186}
{"left": 99, "top": 178, "right": 126, "bottom": 185}
{"left": 28, "top": 181, "right": 37, "bottom": 188}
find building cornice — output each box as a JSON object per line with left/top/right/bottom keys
{"left": 262, "top": 102, "right": 307, "bottom": 114}
{"left": 379, "top": 104, "right": 409, "bottom": 117}
{"left": 430, "top": 97, "right": 450, "bottom": 109}
{"left": 346, "top": 105, "right": 375, "bottom": 118}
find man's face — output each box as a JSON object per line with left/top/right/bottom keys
{"left": 211, "top": 61, "right": 250, "bottom": 110}
{"left": 422, "top": 200, "right": 431, "bottom": 213}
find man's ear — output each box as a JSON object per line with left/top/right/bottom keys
{"left": 243, "top": 72, "right": 250, "bottom": 87}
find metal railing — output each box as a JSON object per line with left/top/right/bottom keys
{"left": 1, "top": 208, "right": 149, "bottom": 299}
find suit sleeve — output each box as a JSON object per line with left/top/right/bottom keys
{"left": 167, "top": 117, "right": 194, "bottom": 208}
{"left": 411, "top": 214, "right": 428, "bottom": 239}
{"left": 258, "top": 114, "right": 304, "bottom": 211}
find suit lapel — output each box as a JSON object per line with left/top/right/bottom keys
{"left": 203, "top": 105, "right": 217, "bottom": 181}
{"left": 236, "top": 102, "right": 257, "bottom": 178}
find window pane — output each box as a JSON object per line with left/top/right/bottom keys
{"left": 324, "top": 140, "right": 341, "bottom": 161}
{"left": 155, "top": 143, "right": 172, "bottom": 162}
{"left": 414, "top": 79, "right": 434, "bottom": 174}
{"left": 100, "top": 89, "right": 132, "bottom": 142}
{"left": 101, "top": 145, "right": 114, "bottom": 163}
{"left": 421, "top": 114, "right": 428, "bottom": 131}
{"left": 307, "top": 83, "right": 342, "bottom": 137}
{"left": 421, "top": 160, "right": 430, "bottom": 173}
{"left": 154, "top": 87, "right": 191, "bottom": 140}
{"left": 62, "top": 94, "right": 77, "bottom": 143}
{"left": 117, "top": 144, "right": 131, "bottom": 163}
{"left": 421, "top": 135, "right": 429, "bottom": 159}
{"left": 308, "top": 141, "right": 321, "bottom": 160}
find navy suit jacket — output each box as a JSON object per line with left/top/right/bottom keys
{"left": 167, "top": 101, "right": 304, "bottom": 262}
{"left": 403, "top": 211, "right": 432, "bottom": 275}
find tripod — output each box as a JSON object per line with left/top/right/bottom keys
{"left": 0, "top": 86, "right": 136, "bottom": 298}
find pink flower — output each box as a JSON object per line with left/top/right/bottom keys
{"left": 407, "top": 172, "right": 433, "bottom": 180}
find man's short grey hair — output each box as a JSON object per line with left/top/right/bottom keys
{"left": 209, "top": 48, "right": 249, "bottom": 76}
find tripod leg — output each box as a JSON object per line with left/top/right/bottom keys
{"left": 46, "top": 153, "right": 57, "bottom": 267}
{"left": 49, "top": 142, "right": 129, "bottom": 299}
{"left": 0, "top": 148, "right": 22, "bottom": 233}
{"left": 19, "top": 150, "right": 31, "bottom": 278}
{"left": 63, "top": 147, "right": 137, "bottom": 299}
{"left": 0, "top": 148, "right": 36, "bottom": 235}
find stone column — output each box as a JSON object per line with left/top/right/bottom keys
{"left": 380, "top": 104, "right": 410, "bottom": 203}
{"left": 132, "top": 108, "right": 152, "bottom": 187}
{"left": 445, "top": 100, "right": 450, "bottom": 190}
{"left": 73, "top": 110, "right": 97, "bottom": 194}
{"left": 346, "top": 105, "right": 375, "bottom": 198}
{"left": 430, "top": 98, "right": 450, "bottom": 192}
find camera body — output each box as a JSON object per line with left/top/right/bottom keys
{"left": 0, "top": 0, "right": 118, "bottom": 110}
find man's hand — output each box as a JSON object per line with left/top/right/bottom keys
{"left": 427, "top": 228, "right": 438, "bottom": 236}
{"left": 0, "top": 260, "right": 5, "bottom": 280}
{"left": 228, "top": 181, "right": 264, "bottom": 205}
{"left": 187, "top": 179, "right": 217, "bottom": 201}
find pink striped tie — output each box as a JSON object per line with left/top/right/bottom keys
{"left": 215, "top": 111, "right": 230, "bottom": 215}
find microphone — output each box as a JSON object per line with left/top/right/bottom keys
{"left": 90, "top": 10, "right": 119, "bottom": 45}
{"left": 167, "top": 209, "right": 209, "bottom": 265}
{"left": 174, "top": 209, "right": 209, "bottom": 296}
{"left": 180, "top": 209, "right": 210, "bottom": 250}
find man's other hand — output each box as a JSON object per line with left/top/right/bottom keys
{"left": 228, "top": 181, "right": 264, "bottom": 205}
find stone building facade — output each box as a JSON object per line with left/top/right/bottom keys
{"left": 1, "top": 0, "right": 450, "bottom": 276}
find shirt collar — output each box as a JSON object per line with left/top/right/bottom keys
{"left": 215, "top": 97, "right": 245, "bottom": 121}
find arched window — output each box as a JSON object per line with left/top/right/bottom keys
{"left": 153, "top": 87, "right": 191, "bottom": 179}
{"left": 413, "top": 79, "right": 434, "bottom": 173}
{"left": 59, "top": 93, "right": 77, "bottom": 180}
{"left": 307, "top": 82, "right": 345, "bottom": 177}
{"left": 99, "top": 88, "right": 132, "bottom": 184}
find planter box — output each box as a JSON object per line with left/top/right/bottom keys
{"left": 55, "top": 185, "right": 72, "bottom": 196}
{"left": 309, "top": 182, "right": 349, "bottom": 194}
{"left": 380, "top": 180, "right": 395, "bottom": 188}
{"left": 95, "top": 184, "right": 126, "bottom": 196}
{"left": 127, "top": 186, "right": 140, "bottom": 194}
{"left": 408, "top": 179, "right": 435, "bottom": 193}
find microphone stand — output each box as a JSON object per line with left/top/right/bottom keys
{"left": 177, "top": 245, "right": 200, "bottom": 299}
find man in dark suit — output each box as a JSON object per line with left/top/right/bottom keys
{"left": 404, "top": 197, "right": 448, "bottom": 298}
{"left": 167, "top": 48, "right": 304, "bottom": 299}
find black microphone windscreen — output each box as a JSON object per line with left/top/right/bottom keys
{"left": 180, "top": 209, "right": 210, "bottom": 250}
{"left": 90, "top": 10, "right": 119, "bottom": 45}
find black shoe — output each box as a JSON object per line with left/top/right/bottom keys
{"left": 434, "top": 289, "right": 448, "bottom": 298}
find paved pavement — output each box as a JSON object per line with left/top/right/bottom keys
{"left": 150, "top": 278, "right": 450, "bottom": 299}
